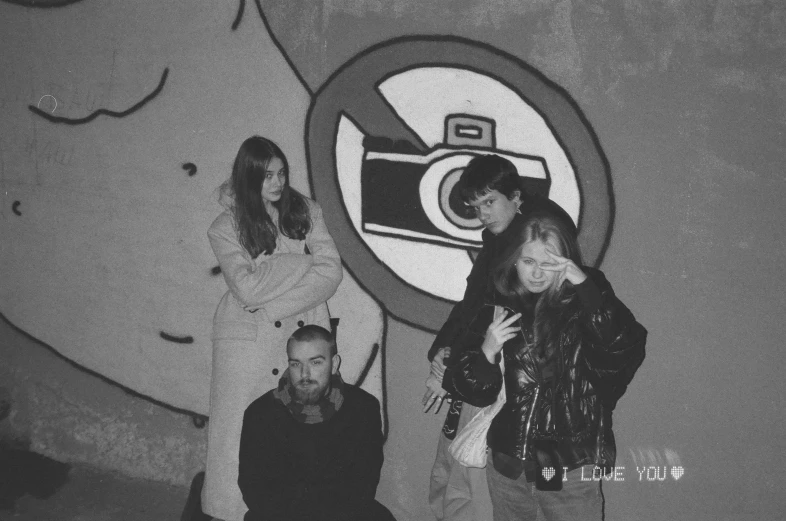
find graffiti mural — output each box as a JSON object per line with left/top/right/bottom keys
{"left": 307, "top": 37, "right": 613, "bottom": 330}
{"left": 1, "top": 0, "right": 612, "bottom": 446}
{"left": 0, "top": 0, "right": 384, "bottom": 421}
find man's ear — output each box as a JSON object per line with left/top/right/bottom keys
{"left": 511, "top": 189, "right": 522, "bottom": 212}
{"left": 332, "top": 354, "right": 341, "bottom": 375}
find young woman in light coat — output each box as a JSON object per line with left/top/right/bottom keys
{"left": 201, "top": 136, "right": 343, "bottom": 521}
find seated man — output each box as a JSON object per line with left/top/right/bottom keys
{"left": 238, "top": 325, "right": 391, "bottom": 521}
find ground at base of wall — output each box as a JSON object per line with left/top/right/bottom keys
{"left": 0, "top": 450, "right": 189, "bottom": 521}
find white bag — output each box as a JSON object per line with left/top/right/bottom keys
{"left": 448, "top": 315, "right": 507, "bottom": 469}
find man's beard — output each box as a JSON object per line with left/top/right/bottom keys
{"left": 291, "top": 379, "right": 330, "bottom": 405}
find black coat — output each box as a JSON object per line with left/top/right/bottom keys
{"left": 443, "top": 268, "right": 646, "bottom": 472}
{"left": 238, "top": 384, "right": 383, "bottom": 521}
{"left": 428, "top": 192, "right": 575, "bottom": 363}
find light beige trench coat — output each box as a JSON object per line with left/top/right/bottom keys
{"left": 201, "top": 196, "right": 342, "bottom": 521}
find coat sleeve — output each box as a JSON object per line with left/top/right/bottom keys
{"left": 238, "top": 400, "right": 289, "bottom": 521}
{"left": 441, "top": 308, "right": 503, "bottom": 407}
{"left": 578, "top": 269, "right": 647, "bottom": 405}
{"left": 258, "top": 202, "right": 343, "bottom": 321}
{"left": 208, "top": 212, "right": 314, "bottom": 308}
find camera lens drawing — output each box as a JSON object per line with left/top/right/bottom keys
{"left": 308, "top": 37, "right": 613, "bottom": 332}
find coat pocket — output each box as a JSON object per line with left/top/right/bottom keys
{"left": 212, "top": 320, "right": 257, "bottom": 342}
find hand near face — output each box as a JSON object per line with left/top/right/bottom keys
{"left": 542, "top": 249, "right": 587, "bottom": 287}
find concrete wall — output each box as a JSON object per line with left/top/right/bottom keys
{"left": 0, "top": 313, "right": 208, "bottom": 485}
{"left": 1, "top": 1, "right": 784, "bottom": 520}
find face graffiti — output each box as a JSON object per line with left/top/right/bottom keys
{"left": 467, "top": 189, "right": 521, "bottom": 236}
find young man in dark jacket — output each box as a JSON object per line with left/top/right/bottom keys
{"left": 238, "top": 325, "right": 393, "bottom": 521}
{"left": 423, "top": 154, "right": 574, "bottom": 521}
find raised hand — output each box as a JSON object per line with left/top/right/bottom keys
{"left": 542, "top": 249, "right": 587, "bottom": 287}
{"left": 481, "top": 309, "right": 521, "bottom": 363}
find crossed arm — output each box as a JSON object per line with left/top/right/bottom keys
{"left": 208, "top": 202, "right": 343, "bottom": 320}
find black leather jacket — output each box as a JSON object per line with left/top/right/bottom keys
{"left": 443, "top": 268, "right": 646, "bottom": 472}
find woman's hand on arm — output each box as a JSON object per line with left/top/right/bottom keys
{"left": 257, "top": 203, "right": 343, "bottom": 321}
{"left": 208, "top": 218, "right": 313, "bottom": 307}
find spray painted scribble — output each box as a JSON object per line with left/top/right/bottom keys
{"left": 23, "top": 137, "right": 74, "bottom": 167}
{"left": 182, "top": 162, "right": 197, "bottom": 176}
{"left": 36, "top": 95, "right": 57, "bottom": 113}
{"left": 28, "top": 68, "right": 169, "bottom": 125}
{"left": 159, "top": 331, "right": 195, "bottom": 344}
{"left": 11, "top": 201, "right": 22, "bottom": 216}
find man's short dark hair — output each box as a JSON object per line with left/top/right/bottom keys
{"left": 459, "top": 154, "right": 521, "bottom": 203}
{"left": 287, "top": 324, "right": 337, "bottom": 356}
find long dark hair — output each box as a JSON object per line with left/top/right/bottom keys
{"left": 223, "top": 136, "right": 311, "bottom": 258}
{"left": 492, "top": 213, "right": 583, "bottom": 360}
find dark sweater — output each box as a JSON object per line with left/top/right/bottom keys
{"left": 238, "top": 384, "right": 383, "bottom": 521}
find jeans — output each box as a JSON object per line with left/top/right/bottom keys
{"left": 486, "top": 460, "right": 604, "bottom": 521}
{"left": 429, "top": 403, "right": 493, "bottom": 521}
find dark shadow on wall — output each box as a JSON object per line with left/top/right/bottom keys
{"left": 0, "top": 448, "right": 70, "bottom": 511}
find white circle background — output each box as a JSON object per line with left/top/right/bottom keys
{"left": 336, "top": 67, "right": 580, "bottom": 301}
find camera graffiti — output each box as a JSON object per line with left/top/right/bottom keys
{"left": 308, "top": 37, "right": 614, "bottom": 332}
{"left": 361, "top": 114, "right": 551, "bottom": 250}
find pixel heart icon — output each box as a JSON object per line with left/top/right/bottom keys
{"left": 542, "top": 467, "right": 556, "bottom": 481}
{"left": 671, "top": 466, "right": 684, "bottom": 480}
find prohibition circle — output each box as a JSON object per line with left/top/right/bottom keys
{"left": 306, "top": 36, "right": 613, "bottom": 332}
